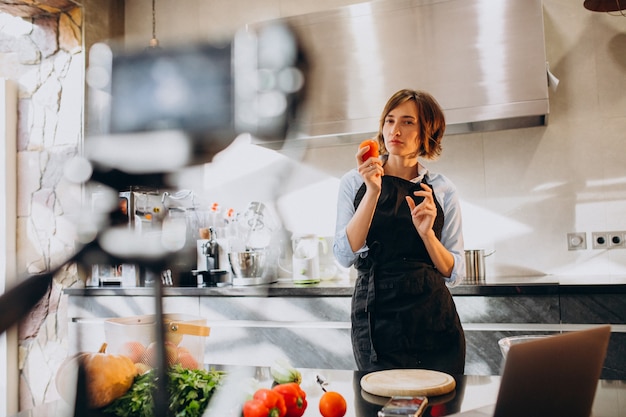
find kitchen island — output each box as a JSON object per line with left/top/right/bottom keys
{"left": 64, "top": 275, "right": 626, "bottom": 380}
{"left": 9, "top": 365, "right": 626, "bottom": 417}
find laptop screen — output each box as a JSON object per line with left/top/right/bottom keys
{"left": 493, "top": 325, "right": 611, "bottom": 417}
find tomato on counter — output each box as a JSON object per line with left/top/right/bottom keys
{"left": 319, "top": 391, "right": 347, "bottom": 417}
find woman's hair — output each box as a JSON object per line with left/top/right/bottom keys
{"left": 375, "top": 89, "right": 446, "bottom": 159}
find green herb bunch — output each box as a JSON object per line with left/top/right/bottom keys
{"left": 103, "top": 365, "right": 225, "bottom": 417}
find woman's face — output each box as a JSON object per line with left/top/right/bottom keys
{"left": 382, "top": 100, "right": 420, "bottom": 157}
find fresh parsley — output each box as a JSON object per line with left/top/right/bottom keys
{"left": 103, "top": 365, "right": 225, "bottom": 417}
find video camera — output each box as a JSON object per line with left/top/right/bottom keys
{"left": 83, "top": 22, "right": 307, "bottom": 187}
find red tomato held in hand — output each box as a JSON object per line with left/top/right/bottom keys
{"left": 359, "top": 139, "right": 379, "bottom": 162}
{"left": 272, "top": 383, "right": 308, "bottom": 417}
{"left": 243, "top": 388, "right": 287, "bottom": 417}
{"left": 319, "top": 391, "right": 347, "bottom": 417}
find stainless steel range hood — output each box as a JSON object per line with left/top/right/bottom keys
{"left": 256, "top": 0, "right": 550, "bottom": 149}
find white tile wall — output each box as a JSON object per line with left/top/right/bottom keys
{"left": 124, "top": 1, "right": 626, "bottom": 279}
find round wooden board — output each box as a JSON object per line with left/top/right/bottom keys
{"left": 360, "top": 369, "right": 456, "bottom": 397}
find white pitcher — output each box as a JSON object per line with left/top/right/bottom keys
{"left": 291, "top": 234, "right": 327, "bottom": 283}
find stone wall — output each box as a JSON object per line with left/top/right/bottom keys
{"left": 0, "top": 0, "right": 79, "bottom": 19}
{"left": 0, "top": 8, "right": 83, "bottom": 410}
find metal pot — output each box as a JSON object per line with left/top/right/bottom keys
{"left": 464, "top": 249, "right": 495, "bottom": 284}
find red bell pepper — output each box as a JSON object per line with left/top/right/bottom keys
{"left": 243, "top": 388, "right": 287, "bottom": 417}
{"left": 272, "top": 383, "right": 308, "bottom": 417}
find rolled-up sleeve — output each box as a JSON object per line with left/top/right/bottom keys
{"left": 433, "top": 174, "right": 465, "bottom": 287}
{"left": 333, "top": 170, "right": 367, "bottom": 268}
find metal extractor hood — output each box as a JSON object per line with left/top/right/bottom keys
{"left": 257, "top": 0, "right": 550, "bottom": 149}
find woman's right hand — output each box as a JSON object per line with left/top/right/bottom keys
{"left": 356, "top": 144, "right": 383, "bottom": 192}
{"left": 345, "top": 143, "right": 383, "bottom": 252}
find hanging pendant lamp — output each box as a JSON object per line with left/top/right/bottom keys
{"left": 148, "top": 0, "right": 161, "bottom": 49}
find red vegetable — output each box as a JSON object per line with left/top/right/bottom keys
{"left": 359, "top": 139, "right": 379, "bottom": 162}
{"left": 243, "top": 388, "right": 287, "bottom": 417}
{"left": 243, "top": 399, "right": 274, "bottom": 417}
{"left": 272, "top": 383, "right": 308, "bottom": 417}
{"left": 319, "top": 391, "right": 347, "bottom": 417}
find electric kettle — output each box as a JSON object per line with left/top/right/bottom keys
{"left": 291, "top": 234, "right": 327, "bottom": 283}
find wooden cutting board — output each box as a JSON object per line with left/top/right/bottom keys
{"left": 360, "top": 369, "right": 456, "bottom": 397}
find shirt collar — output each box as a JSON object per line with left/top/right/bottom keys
{"left": 413, "top": 163, "right": 428, "bottom": 183}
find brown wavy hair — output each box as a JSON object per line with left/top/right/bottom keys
{"left": 375, "top": 89, "right": 446, "bottom": 160}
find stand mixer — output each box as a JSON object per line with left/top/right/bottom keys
{"left": 228, "top": 201, "right": 279, "bottom": 286}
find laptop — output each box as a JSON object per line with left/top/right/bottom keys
{"left": 450, "top": 325, "right": 612, "bottom": 417}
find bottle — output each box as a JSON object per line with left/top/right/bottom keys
{"left": 207, "top": 226, "right": 220, "bottom": 270}
{"left": 197, "top": 228, "right": 210, "bottom": 271}
{"left": 199, "top": 227, "right": 220, "bottom": 272}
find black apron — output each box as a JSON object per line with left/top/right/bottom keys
{"left": 351, "top": 175, "right": 465, "bottom": 374}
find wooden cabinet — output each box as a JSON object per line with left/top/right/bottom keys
{"left": 198, "top": 297, "right": 355, "bottom": 369}
{"left": 455, "top": 287, "right": 626, "bottom": 380}
{"left": 560, "top": 293, "right": 626, "bottom": 324}
{"left": 560, "top": 291, "right": 626, "bottom": 380}
{"left": 65, "top": 283, "right": 626, "bottom": 379}
{"left": 453, "top": 294, "right": 560, "bottom": 376}
{"left": 454, "top": 294, "right": 560, "bottom": 324}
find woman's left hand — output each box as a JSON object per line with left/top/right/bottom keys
{"left": 405, "top": 183, "right": 437, "bottom": 237}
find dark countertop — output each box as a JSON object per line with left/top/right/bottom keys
{"left": 9, "top": 366, "right": 626, "bottom": 417}
{"left": 63, "top": 275, "right": 626, "bottom": 297}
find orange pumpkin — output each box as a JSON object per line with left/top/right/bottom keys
{"left": 80, "top": 342, "right": 137, "bottom": 408}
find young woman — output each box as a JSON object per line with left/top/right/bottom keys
{"left": 333, "top": 89, "right": 466, "bottom": 374}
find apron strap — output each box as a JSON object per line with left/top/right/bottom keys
{"left": 357, "top": 245, "right": 380, "bottom": 363}
{"left": 365, "top": 259, "right": 378, "bottom": 362}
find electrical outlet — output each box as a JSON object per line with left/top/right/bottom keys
{"left": 592, "top": 232, "right": 609, "bottom": 249}
{"left": 607, "top": 231, "right": 626, "bottom": 248}
{"left": 567, "top": 232, "right": 587, "bottom": 250}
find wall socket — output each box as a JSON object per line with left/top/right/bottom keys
{"left": 607, "top": 231, "right": 626, "bottom": 248}
{"left": 567, "top": 232, "right": 587, "bottom": 250}
{"left": 592, "top": 231, "right": 626, "bottom": 249}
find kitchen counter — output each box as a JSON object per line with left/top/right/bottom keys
{"left": 63, "top": 274, "right": 626, "bottom": 297}
{"left": 9, "top": 366, "right": 626, "bottom": 417}
{"left": 63, "top": 275, "right": 626, "bottom": 380}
